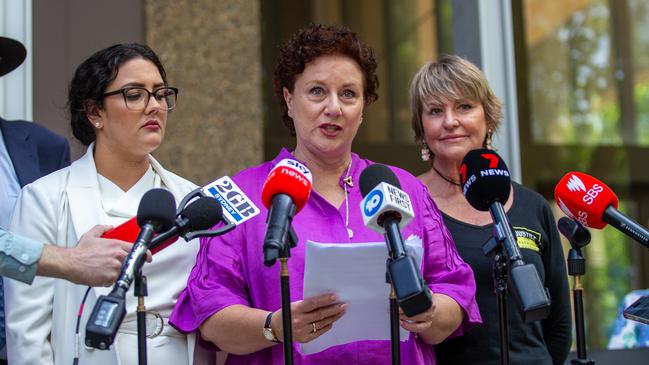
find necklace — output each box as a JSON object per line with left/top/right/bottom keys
{"left": 342, "top": 159, "right": 354, "bottom": 239}
{"left": 432, "top": 165, "right": 461, "bottom": 186}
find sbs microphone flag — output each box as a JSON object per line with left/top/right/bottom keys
{"left": 554, "top": 172, "right": 617, "bottom": 229}
{"left": 555, "top": 172, "right": 649, "bottom": 248}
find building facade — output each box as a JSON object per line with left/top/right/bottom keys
{"left": 3, "top": 0, "right": 648, "bottom": 359}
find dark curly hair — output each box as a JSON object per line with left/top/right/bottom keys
{"left": 68, "top": 43, "right": 167, "bottom": 145}
{"left": 273, "top": 24, "right": 379, "bottom": 135}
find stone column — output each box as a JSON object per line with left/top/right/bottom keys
{"left": 145, "top": 0, "right": 263, "bottom": 185}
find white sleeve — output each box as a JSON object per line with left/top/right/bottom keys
{"left": 5, "top": 182, "right": 58, "bottom": 365}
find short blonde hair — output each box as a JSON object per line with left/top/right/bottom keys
{"left": 409, "top": 54, "right": 502, "bottom": 148}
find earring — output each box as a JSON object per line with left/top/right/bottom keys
{"left": 421, "top": 142, "right": 431, "bottom": 162}
{"left": 95, "top": 122, "right": 101, "bottom": 128}
{"left": 360, "top": 115, "right": 363, "bottom": 124}
{"left": 484, "top": 129, "right": 493, "bottom": 150}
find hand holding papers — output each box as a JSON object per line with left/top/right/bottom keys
{"left": 301, "top": 236, "right": 423, "bottom": 355}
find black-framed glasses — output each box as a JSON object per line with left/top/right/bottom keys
{"left": 102, "top": 86, "right": 179, "bottom": 111}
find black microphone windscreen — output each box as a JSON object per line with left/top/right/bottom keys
{"left": 137, "top": 188, "right": 176, "bottom": 231}
{"left": 182, "top": 196, "right": 223, "bottom": 231}
{"left": 557, "top": 216, "right": 591, "bottom": 248}
{"left": 359, "top": 164, "right": 401, "bottom": 197}
{"left": 460, "top": 148, "right": 511, "bottom": 211}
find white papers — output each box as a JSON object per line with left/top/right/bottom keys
{"left": 300, "top": 236, "right": 423, "bottom": 355}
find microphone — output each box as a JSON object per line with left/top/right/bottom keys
{"left": 102, "top": 217, "right": 177, "bottom": 255}
{"left": 261, "top": 158, "right": 313, "bottom": 266}
{"left": 115, "top": 189, "right": 176, "bottom": 292}
{"left": 461, "top": 149, "right": 550, "bottom": 322}
{"left": 557, "top": 216, "right": 591, "bottom": 277}
{"left": 555, "top": 172, "right": 649, "bottom": 248}
{"left": 202, "top": 176, "right": 261, "bottom": 226}
{"left": 102, "top": 176, "right": 261, "bottom": 253}
{"left": 557, "top": 216, "right": 591, "bottom": 250}
{"left": 86, "top": 188, "right": 176, "bottom": 350}
{"left": 148, "top": 196, "right": 223, "bottom": 252}
{"left": 359, "top": 164, "right": 432, "bottom": 317}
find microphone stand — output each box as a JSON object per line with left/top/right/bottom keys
{"left": 383, "top": 216, "right": 404, "bottom": 365}
{"left": 386, "top": 271, "right": 400, "bottom": 365}
{"left": 134, "top": 268, "right": 148, "bottom": 365}
{"left": 483, "top": 237, "right": 510, "bottom": 365}
{"left": 557, "top": 217, "right": 594, "bottom": 365}
{"left": 483, "top": 202, "right": 551, "bottom": 365}
{"left": 568, "top": 248, "right": 594, "bottom": 365}
{"left": 494, "top": 249, "right": 509, "bottom": 365}
{"left": 278, "top": 226, "right": 297, "bottom": 365}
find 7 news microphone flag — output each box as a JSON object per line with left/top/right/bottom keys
{"left": 461, "top": 149, "right": 550, "bottom": 323}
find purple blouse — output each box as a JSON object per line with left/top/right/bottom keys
{"left": 170, "top": 149, "right": 481, "bottom": 365}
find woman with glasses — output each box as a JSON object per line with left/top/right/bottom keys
{"left": 4, "top": 43, "right": 211, "bottom": 365}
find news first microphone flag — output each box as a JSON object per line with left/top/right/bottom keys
{"left": 361, "top": 182, "right": 414, "bottom": 233}
{"left": 168, "top": 148, "right": 482, "bottom": 365}
{"left": 301, "top": 169, "right": 423, "bottom": 354}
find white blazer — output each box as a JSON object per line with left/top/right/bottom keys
{"left": 4, "top": 146, "right": 212, "bottom": 365}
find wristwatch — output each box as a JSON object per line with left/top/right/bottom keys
{"left": 263, "top": 311, "right": 280, "bottom": 343}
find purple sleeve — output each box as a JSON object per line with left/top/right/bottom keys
{"left": 170, "top": 223, "right": 251, "bottom": 335}
{"left": 420, "top": 187, "right": 482, "bottom": 337}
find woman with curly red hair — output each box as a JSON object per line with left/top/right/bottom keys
{"left": 170, "top": 24, "right": 481, "bottom": 365}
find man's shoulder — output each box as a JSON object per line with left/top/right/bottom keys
{"left": 11, "top": 120, "right": 67, "bottom": 144}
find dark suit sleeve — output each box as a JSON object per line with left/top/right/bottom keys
{"left": 540, "top": 202, "right": 572, "bottom": 365}
{"left": 32, "top": 123, "right": 71, "bottom": 173}
{"left": 54, "top": 137, "right": 71, "bottom": 169}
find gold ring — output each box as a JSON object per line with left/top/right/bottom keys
{"left": 311, "top": 322, "right": 317, "bottom": 333}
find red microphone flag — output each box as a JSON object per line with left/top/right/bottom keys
{"left": 261, "top": 158, "right": 313, "bottom": 212}
{"left": 554, "top": 171, "right": 618, "bottom": 229}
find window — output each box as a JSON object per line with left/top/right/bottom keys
{"left": 514, "top": 0, "right": 649, "bottom": 349}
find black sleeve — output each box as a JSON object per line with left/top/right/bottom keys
{"left": 540, "top": 200, "right": 572, "bottom": 365}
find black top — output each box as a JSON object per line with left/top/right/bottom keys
{"left": 435, "top": 183, "right": 572, "bottom": 365}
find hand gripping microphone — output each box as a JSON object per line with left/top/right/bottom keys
{"left": 86, "top": 188, "right": 176, "bottom": 350}
{"left": 461, "top": 149, "right": 551, "bottom": 322}
{"left": 359, "top": 164, "right": 432, "bottom": 317}
{"left": 261, "top": 158, "right": 313, "bottom": 266}
{"left": 555, "top": 172, "right": 649, "bottom": 248}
